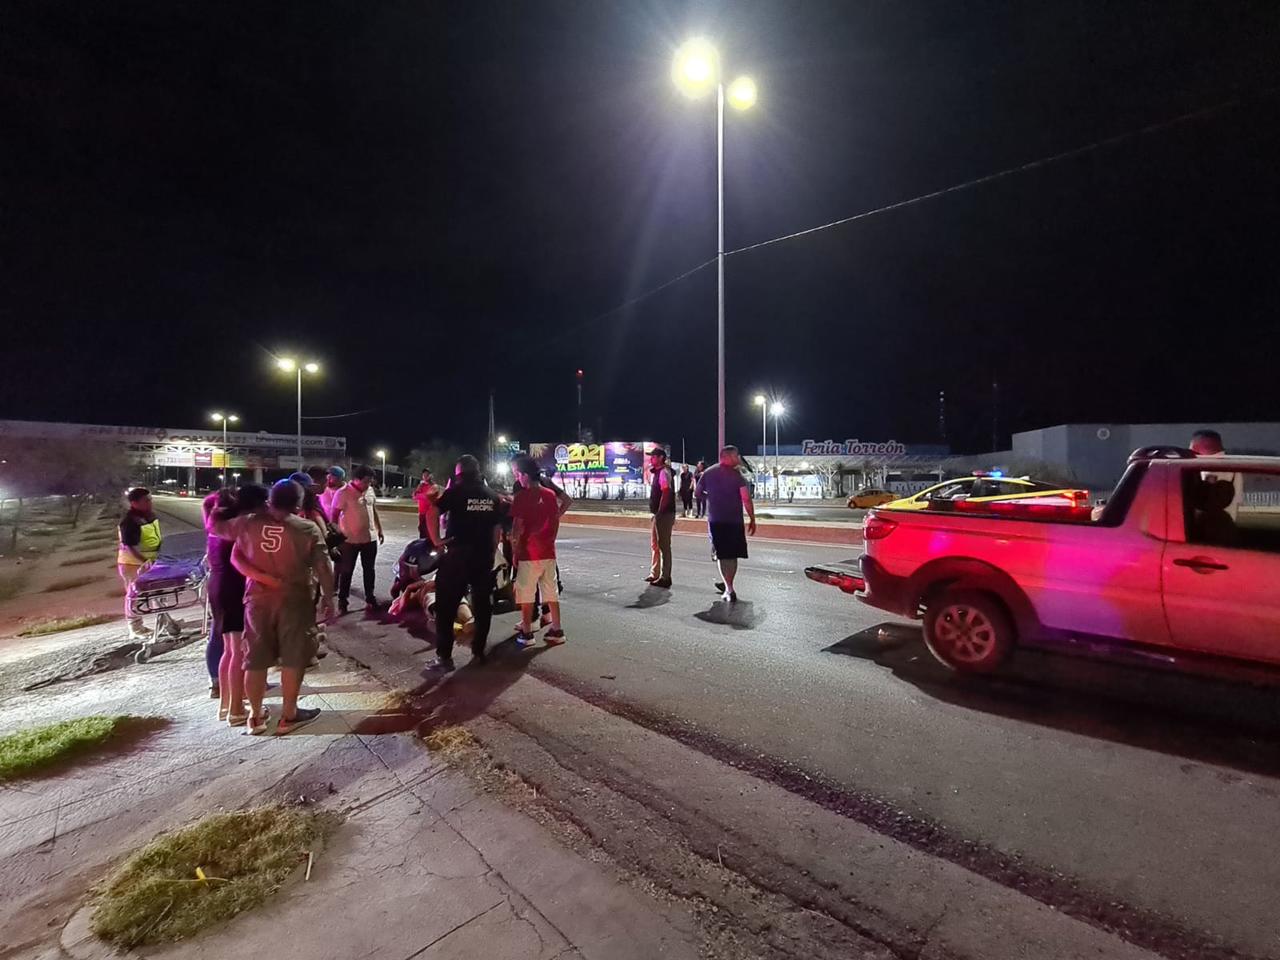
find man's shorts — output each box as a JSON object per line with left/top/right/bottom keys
{"left": 243, "top": 592, "right": 317, "bottom": 671}
{"left": 514, "top": 558, "right": 559, "bottom": 605}
{"left": 708, "top": 522, "right": 749, "bottom": 560}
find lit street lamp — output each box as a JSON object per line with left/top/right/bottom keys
{"left": 770, "top": 400, "right": 786, "bottom": 502}
{"left": 673, "top": 38, "right": 758, "bottom": 453}
{"left": 276, "top": 357, "right": 321, "bottom": 466}
{"left": 209, "top": 412, "right": 239, "bottom": 487}
{"left": 375, "top": 449, "right": 387, "bottom": 491}
{"left": 753, "top": 395, "right": 767, "bottom": 497}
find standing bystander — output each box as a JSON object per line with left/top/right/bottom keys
{"left": 679, "top": 465, "right": 694, "bottom": 517}
{"left": 318, "top": 466, "right": 346, "bottom": 519}
{"left": 117, "top": 487, "right": 162, "bottom": 640}
{"left": 213, "top": 479, "right": 335, "bottom": 735}
{"left": 646, "top": 447, "right": 676, "bottom": 588}
{"left": 424, "top": 455, "right": 505, "bottom": 672}
{"left": 697, "top": 446, "right": 757, "bottom": 602}
{"left": 329, "top": 465, "right": 385, "bottom": 613}
{"left": 413, "top": 468, "right": 439, "bottom": 540}
{"left": 510, "top": 457, "right": 567, "bottom": 647}
{"left": 693, "top": 461, "right": 709, "bottom": 519}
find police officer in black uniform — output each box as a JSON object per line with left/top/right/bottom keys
{"left": 424, "top": 454, "right": 504, "bottom": 672}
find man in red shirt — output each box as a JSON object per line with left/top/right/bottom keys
{"left": 511, "top": 456, "right": 568, "bottom": 647}
{"left": 412, "top": 468, "right": 439, "bottom": 540}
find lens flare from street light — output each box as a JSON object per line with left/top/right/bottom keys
{"left": 210, "top": 412, "right": 224, "bottom": 422}
{"left": 771, "top": 401, "right": 786, "bottom": 417}
{"left": 228, "top": 415, "right": 239, "bottom": 423}
{"left": 497, "top": 435, "right": 507, "bottom": 445}
{"left": 727, "top": 75, "right": 758, "bottom": 110}
{"left": 304, "top": 362, "right": 320, "bottom": 374}
{"left": 276, "top": 357, "right": 296, "bottom": 372}
{"left": 376, "top": 449, "right": 386, "bottom": 459}
{"left": 672, "top": 38, "right": 718, "bottom": 98}
{"left": 496, "top": 462, "right": 510, "bottom": 475}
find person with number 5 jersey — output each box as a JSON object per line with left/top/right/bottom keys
{"left": 211, "top": 479, "right": 335, "bottom": 736}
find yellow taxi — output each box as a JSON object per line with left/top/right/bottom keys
{"left": 846, "top": 488, "right": 899, "bottom": 509}
{"left": 883, "top": 473, "right": 1083, "bottom": 511}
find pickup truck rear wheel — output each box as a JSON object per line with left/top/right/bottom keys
{"left": 923, "top": 590, "right": 1014, "bottom": 673}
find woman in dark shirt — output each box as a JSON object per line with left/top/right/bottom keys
{"left": 203, "top": 484, "right": 268, "bottom": 724}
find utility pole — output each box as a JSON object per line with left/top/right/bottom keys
{"left": 488, "top": 390, "right": 496, "bottom": 467}
{"left": 575, "top": 369, "right": 584, "bottom": 442}
{"left": 992, "top": 379, "right": 1000, "bottom": 452}
{"left": 938, "top": 390, "right": 948, "bottom": 447}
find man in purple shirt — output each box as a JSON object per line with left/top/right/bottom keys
{"left": 696, "top": 445, "right": 757, "bottom": 602}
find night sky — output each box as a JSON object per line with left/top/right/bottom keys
{"left": 3, "top": 1, "right": 1278, "bottom": 465}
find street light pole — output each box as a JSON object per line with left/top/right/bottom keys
{"left": 716, "top": 80, "right": 726, "bottom": 453}
{"left": 770, "top": 401, "right": 785, "bottom": 503}
{"left": 210, "top": 412, "right": 239, "bottom": 487}
{"left": 276, "top": 358, "right": 320, "bottom": 468}
{"left": 295, "top": 367, "right": 302, "bottom": 464}
{"left": 753, "top": 395, "right": 767, "bottom": 498}
{"left": 376, "top": 449, "right": 387, "bottom": 491}
{"left": 673, "top": 40, "right": 756, "bottom": 457}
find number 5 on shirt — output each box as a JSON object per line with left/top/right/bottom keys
{"left": 261, "top": 525, "right": 284, "bottom": 553}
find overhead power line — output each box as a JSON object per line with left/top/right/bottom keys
{"left": 564, "top": 89, "right": 1264, "bottom": 330}
{"left": 725, "top": 92, "right": 1260, "bottom": 259}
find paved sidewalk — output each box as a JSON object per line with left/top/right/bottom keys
{"left": 0, "top": 630, "right": 699, "bottom": 960}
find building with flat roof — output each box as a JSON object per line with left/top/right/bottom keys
{"left": 1004, "top": 422, "right": 1280, "bottom": 492}
{"left": 0, "top": 419, "right": 347, "bottom": 486}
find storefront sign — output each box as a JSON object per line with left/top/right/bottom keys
{"left": 531, "top": 441, "right": 657, "bottom": 482}
{"left": 800, "top": 439, "right": 908, "bottom": 457}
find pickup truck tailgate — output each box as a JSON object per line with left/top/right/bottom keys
{"left": 804, "top": 557, "right": 865, "bottom": 593}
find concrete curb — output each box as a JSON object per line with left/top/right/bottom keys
{"left": 561, "top": 510, "right": 865, "bottom": 546}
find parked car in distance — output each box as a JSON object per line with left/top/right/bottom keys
{"left": 884, "top": 473, "right": 1079, "bottom": 512}
{"left": 808, "top": 448, "right": 1280, "bottom": 682}
{"left": 846, "top": 488, "right": 898, "bottom": 509}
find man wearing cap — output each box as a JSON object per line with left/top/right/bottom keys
{"left": 646, "top": 447, "right": 676, "bottom": 588}
{"left": 213, "top": 479, "right": 335, "bottom": 735}
{"left": 318, "top": 466, "right": 346, "bottom": 519}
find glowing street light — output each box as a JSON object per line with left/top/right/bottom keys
{"left": 210, "top": 412, "right": 240, "bottom": 486}
{"left": 375, "top": 449, "right": 387, "bottom": 490}
{"left": 673, "top": 37, "right": 759, "bottom": 452}
{"left": 275, "top": 356, "right": 321, "bottom": 465}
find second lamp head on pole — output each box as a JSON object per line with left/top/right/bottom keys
{"left": 672, "top": 37, "right": 758, "bottom": 110}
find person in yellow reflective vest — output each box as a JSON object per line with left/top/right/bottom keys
{"left": 118, "top": 487, "right": 162, "bottom": 638}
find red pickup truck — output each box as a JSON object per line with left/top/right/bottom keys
{"left": 807, "top": 448, "right": 1280, "bottom": 679}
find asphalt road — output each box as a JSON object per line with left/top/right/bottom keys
{"left": 158, "top": 496, "right": 1280, "bottom": 956}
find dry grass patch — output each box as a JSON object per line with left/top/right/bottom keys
{"left": 0, "top": 716, "right": 165, "bottom": 781}
{"left": 17, "top": 613, "right": 119, "bottom": 637}
{"left": 91, "top": 806, "right": 333, "bottom": 948}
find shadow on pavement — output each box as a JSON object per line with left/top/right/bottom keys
{"left": 627, "top": 586, "right": 671, "bottom": 610}
{"left": 827, "top": 622, "right": 1280, "bottom": 779}
{"left": 694, "top": 600, "right": 762, "bottom": 630}
{"left": 407, "top": 639, "right": 550, "bottom": 733}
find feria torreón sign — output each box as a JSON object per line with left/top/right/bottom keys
{"left": 800, "top": 439, "right": 907, "bottom": 457}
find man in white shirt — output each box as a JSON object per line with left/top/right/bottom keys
{"left": 1190, "top": 429, "right": 1243, "bottom": 520}
{"left": 329, "top": 465, "right": 384, "bottom": 613}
